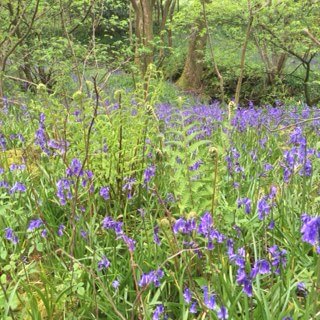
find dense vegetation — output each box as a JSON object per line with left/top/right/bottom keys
{"left": 0, "top": 0, "right": 320, "bottom": 319}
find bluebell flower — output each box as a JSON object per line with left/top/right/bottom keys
{"left": 198, "top": 212, "right": 213, "bottom": 237}
{"left": 189, "top": 160, "right": 203, "bottom": 171}
{"left": 268, "top": 220, "right": 275, "bottom": 230}
{"left": 237, "top": 197, "right": 251, "bottom": 214}
{"left": 121, "top": 235, "right": 136, "bottom": 252}
{"left": 66, "top": 158, "right": 83, "bottom": 177}
{"left": 144, "top": 165, "right": 156, "bottom": 184}
{"left": 190, "top": 301, "right": 197, "bottom": 314}
{"left": 56, "top": 178, "right": 73, "bottom": 205}
{"left": 41, "top": 229, "right": 48, "bottom": 238}
{"left": 9, "top": 164, "right": 26, "bottom": 171}
{"left": 257, "top": 197, "right": 271, "bottom": 220}
{"left": 10, "top": 182, "right": 26, "bottom": 194}
{"left": 98, "top": 256, "right": 110, "bottom": 270}
{"left": 183, "top": 287, "right": 192, "bottom": 304}
{"left": 269, "top": 245, "right": 287, "bottom": 274}
{"left": 100, "top": 186, "right": 110, "bottom": 200}
{"left": 122, "top": 177, "right": 136, "bottom": 199}
{"left": 112, "top": 279, "right": 120, "bottom": 290}
{"left": 203, "top": 286, "right": 216, "bottom": 309}
{"left": 0, "top": 133, "right": 7, "bottom": 151}
{"left": 153, "top": 225, "right": 161, "bottom": 245}
{"left": 138, "top": 269, "right": 164, "bottom": 288}
{"left": 4, "top": 228, "right": 18, "bottom": 244}
{"left": 217, "top": 306, "right": 228, "bottom": 319}
{"left": 301, "top": 214, "right": 320, "bottom": 253}
{"left": 102, "top": 216, "right": 123, "bottom": 235}
{"left": 296, "top": 282, "right": 308, "bottom": 297}
{"left": 80, "top": 230, "right": 88, "bottom": 239}
{"left": 57, "top": 224, "right": 65, "bottom": 237}
{"left": 152, "top": 304, "right": 165, "bottom": 320}
{"left": 250, "top": 259, "right": 270, "bottom": 278}
{"left": 28, "top": 219, "right": 44, "bottom": 231}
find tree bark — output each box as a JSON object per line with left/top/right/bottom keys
{"left": 176, "top": 17, "right": 207, "bottom": 92}
{"left": 130, "top": 0, "right": 155, "bottom": 75}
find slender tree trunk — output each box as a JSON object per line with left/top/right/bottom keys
{"left": 159, "top": 0, "right": 174, "bottom": 59}
{"left": 176, "top": 17, "right": 207, "bottom": 92}
{"left": 201, "top": 0, "right": 224, "bottom": 103}
{"left": 131, "top": 0, "right": 155, "bottom": 75}
{"left": 234, "top": 14, "right": 253, "bottom": 106}
{"left": 0, "top": 56, "right": 4, "bottom": 104}
{"left": 304, "top": 61, "right": 311, "bottom": 106}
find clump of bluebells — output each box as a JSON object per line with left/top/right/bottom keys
{"left": 1, "top": 99, "right": 320, "bottom": 320}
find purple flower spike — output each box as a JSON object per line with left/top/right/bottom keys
{"left": 98, "top": 256, "right": 110, "bottom": 270}
{"left": 4, "top": 228, "right": 18, "bottom": 244}
{"left": 217, "top": 306, "right": 229, "bottom": 319}
{"left": 183, "top": 287, "right": 192, "bottom": 304}
{"left": 100, "top": 186, "right": 110, "bottom": 200}
{"left": 152, "top": 304, "right": 165, "bottom": 320}
{"left": 27, "top": 219, "right": 43, "bottom": 232}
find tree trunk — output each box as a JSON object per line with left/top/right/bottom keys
{"left": 158, "top": 0, "right": 174, "bottom": 59}
{"left": 131, "top": 0, "right": 155, "bottom": 75}
{"left": 176, "top": 17, "right": 207, "bottom": 92}
{"left": 234, "top": 14, "right": 253, "bottom": 106}
{"left": 254, "top": 36, "right": 287, "bottom": 86}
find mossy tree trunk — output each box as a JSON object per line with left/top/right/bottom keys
{"left": 176, "top": 17, "right": 207, "bottom": 92}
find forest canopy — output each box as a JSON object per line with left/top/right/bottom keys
{"left": 1, "top": 0, "right": 320, "bottom": 105}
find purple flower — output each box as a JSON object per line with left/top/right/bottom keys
{"left": 47, "top": 139, "right": 69, "bottom": 153}
{"left": 112, "top": 279, "right": 120, "bottom": 289}
{"left": 236, "top": 268, "right": 252, "bottom": 296}
{"left": 301, "top": 214, "right": 320, "bottom": 252}
{"left": 138, "top": 269, "right": 164, "bottom": 288}
{"left": 189, "top": 160, "right": 203, "bottom": 171}
{"left": 190, "top": 301, "right": 197, "bottom": 314}
{"left": 80, "top": 230, "right": 88, "bottom": 239}
{"left": 263, "top": 163, "right": 273, "bottom": 171}
{"left": 98, "top": 256, "right": 110, "bottom": 270}
{"left": 268, "top": 220, "right": 275, "bottom": 230}
{"left": 56, "top": 178, "right": 73, "bottom": 205}
{"left": 9, "top": 164, "right": 26, "bottom": 171}
{"left": 121, "top": 235, "right": 136, "bottom": 252}
{"left": 217, "top": 306, "right": 229, "bottom": 319}
{"left": 250, "top": 259, "right": 270, "bottom": 278}
{"left": 237, "top": 197, "right": 251, "bottom": 214}
{"left": 152, "top": 304, "right": 165, "bottom": 320}
{"left": 10, "top": 182, "right": 26, "bottom": 194}
{"left": 198, "top": 212, "right": 213, "bottom": 236}
{"left": 66, "top": 158, "right": 83, "bottom": 177}
{"left": 28, "top": 219, "right": 43, "bottom": 232}
{"left": 0, "top": 133, "right": 7, "bottom": 151}
{"left": 144, "top": 165, "right": 156, "bottom": 184}
{"left": 289, "top": 127, "right": 306, "bottom": 146}
{"left": 257, "top": 197, "right": 271, "bottom": 220}
{"left": 100, "top": 186, "right": 110, "bottom": 200}
{"left": 203, "top": 286, "right": 215, "bottom": 309}
{"left": 269, "top": 245, "right": 287, "bottom": 274}
{"left": 41, "top": 229, "right": 48, "bottom": 238}
{"left": 183, "top": 287, "right": 192, "bottom": 304}
{"left": 122, "top": 177, "right": 136, "bottom": 199}
{"left": 153, "top": 225, "right": 161, "bottom": 245}
{"left": 4, "top": 228, "right": 18, "bottom": 244}
{"left": 296, "top": 282, "right": 308, "bottom": 297}
{"left": 102, "top": 216, "right": 123, "bottom": 235}
{"left": 173, "top": 218, "right": 196, "bottom": 234}
{"left": 57, "top": 224, "right": 65, "bottom": 237}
